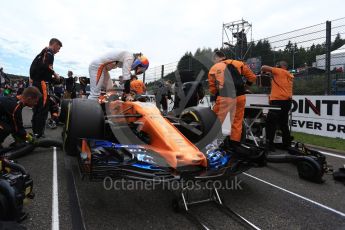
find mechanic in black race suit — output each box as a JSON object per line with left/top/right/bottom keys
{"left": 0, "top": 87, "right": 41, "bottom": 147}
{"left": 29, "top": 38, "right": 62, "bottom": 137}
{"left": 65, "top": 70, "right": 76, "bottom": 99}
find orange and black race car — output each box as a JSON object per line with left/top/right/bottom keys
{"left": 59, "top": 91, "right": 270, "bottom": 229}
{"left": 61, "top": 92, "right": 266, "bottom": 181}
{"left": 59, "top": 90, "right": 329, "bottom": 229}
{"left": 60, "top": 89, "right": 329, "bottom": 185}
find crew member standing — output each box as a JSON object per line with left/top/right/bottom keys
{"left": 210, "top": 51, "right": 227, "bottom": 105}
{"left": 261, "top": 61, "right": 294, "bottom": 150}
{"left": 65, "top": 71, "right": 76, "bottom": 99}
{"left": 208, "top": 57, "right": 256, "bottom": 149}
{"left": 30, "top": 38, "right": 62, "bottom": 137}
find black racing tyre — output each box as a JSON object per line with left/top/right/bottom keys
{"left": 63, "top": 99, "right": 104, "bottom": 156}
{"left": 179, "top": 106, "right": 222, "bottom": 152}
{"left": 297, "top": 157, "right": 323, "bottom": 183}
{"left": 59, "top": 99, "right": 72, "bottom": 123}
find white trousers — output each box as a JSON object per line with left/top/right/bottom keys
{"left": 88, "top": 63, "right": 113, "bottom": 100}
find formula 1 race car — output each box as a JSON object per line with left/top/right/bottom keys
{"left": 60, "top": 90, "right": 331, "bottom": 229}
{"left": 61, "top": 93, "right": 265, "bottom": 182}
{"left": 61, "top": 92, "right": 268, "bottom": 229}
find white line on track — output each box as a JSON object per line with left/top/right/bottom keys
{"left": 243, "top": 173, "right": 345, "bottom": 218}
{"left": 52, "top": 147, "right": 59, "bottom": 230}
{"left": 318, "top": 151, "right": 345, "bottom": 160}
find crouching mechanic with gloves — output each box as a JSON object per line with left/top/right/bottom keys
{"left": 88, "top": 51, "right": 149, "bottom": 100}
{"left": 208, "top": 58, "right": 256, "bottom": 150}
{"left": 0, "top": 87, "right": 41, "bottom": 147}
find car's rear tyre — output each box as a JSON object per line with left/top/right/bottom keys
{"left": 179, "top": 106, "right": 222, "bottom": 152}
{"left": 63, "top": 99, "right": 104, "bottom": 156}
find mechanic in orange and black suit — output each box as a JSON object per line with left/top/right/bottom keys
{"left": 261, "top": 60, "right": 294, "bottom": 151}
{"left": 208, "top": 53, "right": 256, "bottom": 150}
{"left": 0, "top": 87, "right": 41, "bottom": 147}
{"left": 29, "top": 38, "right": 62, "bottom": 137}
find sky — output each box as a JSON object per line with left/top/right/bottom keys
{"left": 0, "top": 0, "right": 344, "bottom": 78}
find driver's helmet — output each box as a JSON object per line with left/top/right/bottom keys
{"left": 131, "top": 55, "right": 149, "bottom": 74}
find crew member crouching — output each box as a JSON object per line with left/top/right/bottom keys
{"left": 0, "top": 87, "right": 41, "bottom": 147}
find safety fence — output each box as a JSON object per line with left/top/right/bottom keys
{"left": 144, "top": 17, "right": 345, "bottom": 96}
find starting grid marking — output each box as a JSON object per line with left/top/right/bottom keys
{"left": 47, "top": 145, "right": 345, "bottom": 230}
{"left": 243, "top": 173, "right": 345, "bottom": 219}
{"left": 319, "top": 150, "right": 345, "bottom": 160}
{"left": 52, "top": 147, "right": 59, "bottom": 230}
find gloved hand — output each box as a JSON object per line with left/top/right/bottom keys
{"left": 25, "top": 133, "right": 35, "bottom": 144}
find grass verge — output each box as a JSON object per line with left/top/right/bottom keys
{"left": 292, "top": 131, "right": 345, "bottom": 152}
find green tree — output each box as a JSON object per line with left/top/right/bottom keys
{"left": 332, "top": 33, "right": 345, "bottom": 51}
{"left": 250, "top": 39, "right": 274, "bottom": 65}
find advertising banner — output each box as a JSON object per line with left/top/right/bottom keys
{"left": 246, "top": 94, "right": 345, "bottom": 139}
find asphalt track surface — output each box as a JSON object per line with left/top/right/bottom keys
{"left": 7, "top": 108, "right": 345, "bottom": 229}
